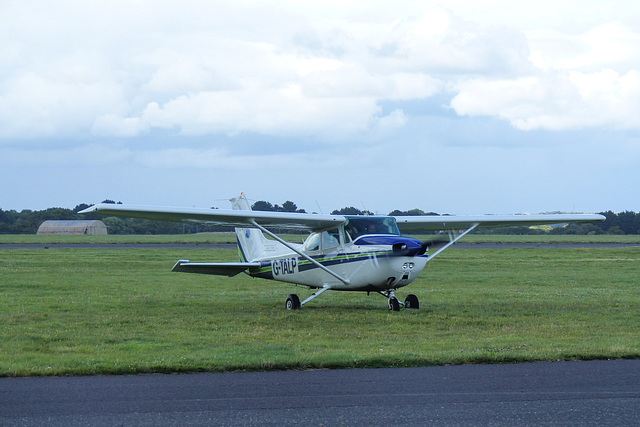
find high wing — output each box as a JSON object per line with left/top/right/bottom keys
{"left": 79, "top": 204, "right": 345, "bottom": 232}
{"left": 394, "top": 213, "right": 605, "bottom": 232}
{"left": 80, "top": 204, "right": 605, "bottom": 233}
{"left": 172, "top": 260, "right": 261, "bottom": 276}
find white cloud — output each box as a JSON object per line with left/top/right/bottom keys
{"left": 451, "top": 69, "right": 640, "bottom": 131}
{"left": 374, "top": 109, "right": 408, "bottom": 133}
{"left": 528, "top": 23, "right": 640, "bottom": 72}
{"left": 2, "top": 1, "right": 534, "bottom": 143}
{"left": 0, "top": 70, "right": 127, "bottom": 139}
{"left": 137, "top": 88, "right": 381, "bottom": 138}
{"left": 451, "top": 19, "right": 640, "bottom": 132}
{"left": 92, "top": 115, "right": 149, "bottom": 138}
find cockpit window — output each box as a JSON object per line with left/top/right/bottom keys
{"left": 344, "top": 216, "right": 400, "bottom": 240}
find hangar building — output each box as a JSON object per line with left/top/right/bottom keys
{"left": 37, "top": 220, "right": 108, "bottom": 235}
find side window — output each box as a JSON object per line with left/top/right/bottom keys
{"left": 321, "top": 230, "right": 339, "bottom": 250}
{"left": 303, "top": 233, "right": 321, "bottom": 251}
{"left": 303, "top": 228, "right": 343, "bottom": 252}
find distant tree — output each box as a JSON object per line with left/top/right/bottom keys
{"left": 252, "top": 200, "right": 306, "bottom": 213}
{"left": 331, "top": 207, "right": 373, "bottom": 216}
{"left": 388, "top": 208, "right": 439, "bottom": 216}
{"left": 577, "top": 223, "right": 605, "bottom": 235}
{"left": 252, "top": 201, "right": 275, "bottom": 211}
{"left": 597, "top": 211, "right": 617, "bottom": 233}
{"left": 102, "top": 217, "right": 128, "bottom": 234}
{"left": 607, "top": 226, "right": 625, "bottom": 235}
{"left": 592, "top": 211, "right": 640, "bottom": 235}
{"left": 281, "top": 201, "right": 298, "bottom": 212}
{"left": 618, "top": 211, "right": 637, "bottom": 235}
{"left": 0, "top": 209, "right": 19, "bottom": 233}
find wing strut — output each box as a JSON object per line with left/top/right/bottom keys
{"left": 249, "top": 220, "right": 350, "bottom": 285}
{"left": 426, "top": 223, "right": 479, "bottom": 263}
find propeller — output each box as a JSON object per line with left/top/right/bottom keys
{"left": 392, "top": 241, "right": 428, "bottom": 256}
{"left": 392, "top": 235, "right": 454, "bottom": 257}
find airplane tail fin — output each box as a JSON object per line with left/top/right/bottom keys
{"left": 230, "top": 193, "right": 269, "bottom": 262}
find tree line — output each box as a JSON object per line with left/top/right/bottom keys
{"left": 0, "top": 200, "right": 638, "bottom": 235}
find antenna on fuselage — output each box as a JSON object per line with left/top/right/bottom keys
{"left": 315, "top": 199, "right": 323, "bottom": 214}
{"left": 361, "top": 201, "right": 371, "bottom": 215}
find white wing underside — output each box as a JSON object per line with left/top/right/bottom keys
{"left": 393, "top": 214, "right": 604, "bottom": 232}
{"left": 81, "top": 203, "right": 603, "bottom": 232}
{"left": 80, "top": 204, "right": 344, "bottom": 232}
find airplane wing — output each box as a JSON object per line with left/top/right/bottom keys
{"left": 80, "top": 203, "right": 604, "bottom": 233}
{"left": 80, "top": 204, "right": 345, "bottom": 232}
{"left": 394, "top": 213, "right": 605, "bottom": 232}
{"left": 172, "top": 260, "right": 262, "bottom": 276}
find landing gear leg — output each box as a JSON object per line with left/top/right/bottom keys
{"left": 285, "top": 286, "right": 331, "bottom": 310}
{"left": 378, "top": 289, "right": 401, "bottom": 311}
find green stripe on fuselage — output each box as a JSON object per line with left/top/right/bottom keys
{"left": 252, "top": 250, "right": 394, "bottom": 275}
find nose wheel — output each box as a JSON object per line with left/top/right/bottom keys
{"left": 379, "top": 290, "right": 419, "bottom": 311}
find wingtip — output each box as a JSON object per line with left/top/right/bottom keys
{"left": 78, "top": 205, "right": 98, "bottom": 214}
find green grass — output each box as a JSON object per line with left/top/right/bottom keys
{"left": 1, "top": 243, "right": 639, "bottom": 377}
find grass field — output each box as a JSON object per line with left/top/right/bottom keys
{"left": 1, "top": 236, "right": 639, "bottom": 377}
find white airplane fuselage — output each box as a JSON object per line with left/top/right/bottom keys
{"left": 243, "top": 234, "right": 429, "bottom": 292}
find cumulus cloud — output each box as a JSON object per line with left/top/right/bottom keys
{"left": 2, "top": 0, "right": 640, "bottom": 146}
{"left": 451, "top": 69, "right": 640, "bottom": 131}
{"left": 451, "top": 20, "right": 640, "bottom": 131}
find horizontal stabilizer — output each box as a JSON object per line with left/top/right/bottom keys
{"left": 172, "top": 260, "right": 261, "bottom": 276}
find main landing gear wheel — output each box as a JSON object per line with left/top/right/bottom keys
{"left": 285, "top": 294, "right": 301, "bottom": 310}
{"left": 388, "top": 297, "right": 400, "bottom": 311}
{"left": 404, "top": 294, "right": 419, "bottom": 309}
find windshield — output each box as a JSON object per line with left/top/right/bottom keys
{"left": 344, "top": 216, "right": 400, "bottom": 240}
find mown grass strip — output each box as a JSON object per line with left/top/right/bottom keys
{"left": 1, "top": 246, "right": 638, "bottom": 376}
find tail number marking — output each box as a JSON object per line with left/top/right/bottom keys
{"left": 272, "top": 258, "right": 298, "bottom": 276}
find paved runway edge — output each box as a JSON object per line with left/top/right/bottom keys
{"left": 1, "top": 360, "right": 639, "bottom": 426}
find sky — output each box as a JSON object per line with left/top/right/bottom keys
{"left": 2, "top": 0, "right": 639, "bottom": 215}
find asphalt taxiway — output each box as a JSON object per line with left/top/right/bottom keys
{"left": 1, "top": 360, "right": 639, "bottom": 426}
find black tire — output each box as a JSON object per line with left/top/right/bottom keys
{"left": 388, "top": 297, "right": 400, "bottom": 311}
{"left": 285, "top": 294, "right": 301, "bottom": 310}
{"left": 404, "top": 294, "right": 419, "bottom": 309}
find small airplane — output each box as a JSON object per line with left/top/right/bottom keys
{"left": 80, "top": 194, "right": 605, "bottom": 310}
